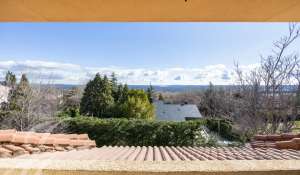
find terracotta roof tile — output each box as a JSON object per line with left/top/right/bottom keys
{"left": 11, "top": 135, "right": 40, "bottom": 145}
{"left": 2, "top": 144, "right": 29, "bottom": 156}
{"left": 0, "top": 133, "right": 13, "bottom": 142}
{"left": 0, "top": 129, "right": 96, "bottom": 158}
{"left": 1, "top": 130, "right": 299, "bottom": 161}
{"left": 20, "top": 144, "right": 41, "bottom": 154}
{"left": 16, "top": 146, "right": 300, "bottom": 161}
{"left": 0, "top": 147, "right": 12, "bottom": 158}
{"left": 37, "top": 145, "right": 54, "bottom": 152}
{"left": 0, "top": 129, "right": 16, "bottom": 133}
{"left": 251, "top": 133, "right": 300, "bottom": 150}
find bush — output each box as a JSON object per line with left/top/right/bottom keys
{"left": 64, "top": 116, "right": 206, "bottom": 146}
{"left": 205, "top": 118, "right": 242, "bottom": 141}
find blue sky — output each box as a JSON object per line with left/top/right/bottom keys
{"left": 0, "top": 23, "right": 299, "bottom": 85}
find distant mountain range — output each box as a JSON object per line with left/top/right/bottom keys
{"left": 52, "top": 84, "right": 299, "bottom": 93}
{"left": 53, "top": 84, "right": 231, "bottom": 92}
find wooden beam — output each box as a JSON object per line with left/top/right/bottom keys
{"left": 1, "top": 0, "right": 300, "bottom": 22}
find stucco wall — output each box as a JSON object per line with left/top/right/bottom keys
{"left": 0, "top": 159, "right": 299, "bottom": 175}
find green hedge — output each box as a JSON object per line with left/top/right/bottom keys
{"left": 205, "top": 118, "right": 242, "bottom": 141}
{"left": 64, "top": 116, "right": 206, "bottom": 146}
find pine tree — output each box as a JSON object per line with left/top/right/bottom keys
{"left": 8, "top": 74, "right": 32, "bottom": 111}
{"left": 4, "top": 71, "right": 16, "bottom": 88}
{"left": 63, "top": 87, "right": 81, "bottom": 117}
{"left": 119, "top": 84, "right": 129, "bottom": 103}
{"left": 101, "top": 75, "right": 114, "bottom": 117}
{"left": 80, "top": 77, "right": 95, "bottom": 116}
{"left": 80, "top": 73, "right": 154, "bottom": 119}
{"left": 146, "top": 84, "right": 154, "bottom": 103}
{"left": 115, "top": 84, "right": 123, "bottom": 102}
{"left": 80, "top": 73, "right": 114, "bottom": 117}
{"left": 111, "top": 72, "right": 118, "bottom": 100}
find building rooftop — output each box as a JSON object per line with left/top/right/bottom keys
{"left": 17, "top": 145, "right": 300, "bottom": 161}
{"left": 250, "top": 133, "right": 300, "bottom": 150}
{"left": 153, "top": 101, "right": 202, "bottom": 121}
{"left": 1, "top": 129, "right": 299, "bottom": 160}
{"left": 0, "top": 129, "right": 96, "bottom": 158}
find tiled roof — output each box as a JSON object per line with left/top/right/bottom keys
{"left": 153, "top": 101, "right": 202, "bottom": 121}
{"left": 2, "top": 129, "right": 299, "bottom": 161}
{"left": 0, "top": 129, "right": 96, "bottom": 158}
{"left": 251, "top": 133, "right": 300, "bottom": 150}
{"left": 18, "top": 146, "right": 300, "bottom": 161}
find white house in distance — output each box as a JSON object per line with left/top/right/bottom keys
{"left": 153, "top": 100, "right": 202, "bottom": 121}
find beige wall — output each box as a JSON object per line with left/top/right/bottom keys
{"left": 1, "top": 0, "right": 300, "bottom": 22}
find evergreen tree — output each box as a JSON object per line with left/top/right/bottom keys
{"left": 80, "top": 73, "right": 114, "bottom": 117}
{"left": 63, "top": 87, "right": 81, "bottom": 117}
{"left": 4, "top": 71, "right": 16, "bottom": 88}
{"left": 119, "top": 89, "right": 155, "bottom": 119}
{"left": 119, "top": 84, "right": 129, "bottom": 103}
{"left": 80, "top": 73, "right": 154, "bottom": 119}
{"left": 111, "top": 72, "right": 119, "bottom": 100}
{"left": 146, "top": 84, "right": 154, "bottom": 103}
{"left": 115, "top": 84, "right": 123, "bottom": 102}
{"left": 8, "top": 74, "right": 32, "bottom": 111}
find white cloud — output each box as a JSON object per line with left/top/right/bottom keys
{"left": 0, "top": 60, "right": 258, "bottom": 85}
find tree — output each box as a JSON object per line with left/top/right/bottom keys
{"left": 1, "top": 74, "right": 61, "bottom": 131}
{"left": 111, "top": 72, "right": 119, "bottom": 100}
{"left": 5, "top": 74, "right": 33, "bottom": 130}
{"left": 119, "top": 89, "right": 155, "bottom": 119}
{"left": 146, "top": 84, "right": 154, "bottom": 103}
{"left": 115, "top": 84, "right": 124, "bottom": 102}
{"left": 4, "top": 71, "right": 16, "bottom": 88}
{"left": 62, "top": 87, "right": 81, "bottom": 117}
{"left": 80, "top": 73, "right": 155, "bottom": 119}
{"left": 235, "top": 23, "right": 300, "bottom": 134}
{"left": 80, "top": 73, "right": 114, "bottom": 117}
{"left": 8, "top": 74, "right": 32, "bottom": 111}
{"left": 292, "top": 62, "right": 300, "bottom": 116}
{"left": 119, "top": 84, "right": 129, "bottom": 103}
{"left": 198, "top": 82, "right": 234, "bottom": 119}
{"left": 200, "top": 82, "right": 217, "bottom": 117}
{"left": 158, "top": 93, "right": 164, "bottom": 101}
{"left": 234, "top": 65, "right": 264, "bottom": 134}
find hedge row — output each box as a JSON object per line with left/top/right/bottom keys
{"left": 64, "top": 116, "right": 207, "bottom": 146}
{"left": 205, "top": 118, "right": 242, "bottom": 141}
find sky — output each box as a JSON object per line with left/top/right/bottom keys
{"left": 0, "top": 22, "right": 299, "bottom": 85}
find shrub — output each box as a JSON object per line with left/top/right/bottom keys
{"left": 64, "top": 116, "right": 206, "bottom": 146}
{"left": 205, "top": 118, "right": 242, "bottom": 141}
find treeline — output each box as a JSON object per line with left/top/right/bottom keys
{"left": 0, "top": 71, "right": 155, "bottom": 131}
